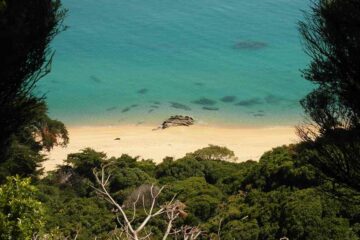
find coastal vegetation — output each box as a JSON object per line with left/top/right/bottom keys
{"left": 3, "top": 146, "right": 360, "bottom": 239}
{"left": 298, "top": 0, "right": 360, "bottom": 200}
{"left": 1, "top": 0, "right": 360, "bottom": 239}
{"left": 0, "top": 0, "right": 68, "bottom": 181}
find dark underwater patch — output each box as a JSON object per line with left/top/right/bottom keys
{"left": 151, "top": 101, "right": 161, "bottom": 105}
{"left": 148, "top": 109, "right": 154, "bottom": 113}
{"left": 121, "top": 107, "right": 131, "bottom": 113}
{"left": 220, "top": 96, "right": 236, "bottom": 103}
{"left": 137, "top": 88, "right": 148, "bottom": 94}
{"left": 169, "top": 102, "right": 191, "bottom": 111}
{"left": 106, "top": 106, "right": 117, "bottom": 111}
{"left": 150, "top": 105, "right": 159, "bottom": 108}
{"left": 192, "top": 97, "right": 217, "bottom": 106}
{"left": 235, "top": 98, "right": 263, "bottom": 107}
{"left": 264, "top": 94, "right": 286, "bottom": 104}
{"left": 286, "top": 99, "right": 300, "bottom": 107}
{"left": 253, "top": 113, "right": 265, "bottom": 117}
{"left": 136, "top": 121, "right": 144, "bottom": 126}
{"left": 233, "top": 41, "right": 268, "bottom": 50}
{"left": 90, "top": 75, "right": 102, "bottom": 83}
{"left": 194, "top": 82, "right": 204, "bottom": 86}
{"left": 121, "top": 104, "right": 139, "bottom": 113}
{"left": 51, "top": 80, "right": 60, "bottom": 84}
{"left": 202, "top": 106, "right": 219, "bottom": 111}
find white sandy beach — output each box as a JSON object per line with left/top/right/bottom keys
{"left": 43, "top": 124, "right": 299, "bottom": 171}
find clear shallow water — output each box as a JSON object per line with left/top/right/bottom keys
{"left": 39, "top": 0, "right": 312, "bottom": 126}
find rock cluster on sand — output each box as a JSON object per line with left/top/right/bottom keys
{"left": 157, "top": 115, "right": 194, "bottom": 129}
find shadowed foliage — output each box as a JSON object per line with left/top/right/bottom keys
{"left": 0, "top": 0, "right": 67, "bottom": 174}
{"left": 298, "top": 0, "right": 360, "bottom": 196}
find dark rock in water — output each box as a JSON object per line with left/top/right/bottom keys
{"left": 158, "top": 115, "right": 194, "bottom": 129}
{"left": 121, "top": 104, "right": 139, "bottom": 113}
{"left": 90, "top": 75, "right": 102, "bottom": 83}
{"left": 191, "top": 97, "right": 216, "bottom": 106}
{"left": 114, "top": 137, "right": 121, "bottom": 140}
{"left": 121, "top": 107, "right": 131, "bottom": 113}
{"left": 170, "top": 102, "right": 191, "bottom": 111}
{"left": 233, "top": 41, "right": 267, "bottom": 50}
{"left": 137, "top": 88, "right": 148, "bottom": 94}
{"left": 220, "top": 96, "right": 236, "bottom": 103}
{"left": 202, "top": 106, "right": 219, "bottom": 111}
{"left": 235, "top": 98, "right": 263, "bottom": 107}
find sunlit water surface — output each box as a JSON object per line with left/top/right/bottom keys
{"left": 39, "top": 0, "right": 312, "bottom": 127}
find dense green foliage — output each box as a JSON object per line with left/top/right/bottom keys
{"left": 0, "top": 176, "right": 44, "bottom": 239}
{"left": 1, "top": 0, "right": 360, "bottom": 238}
{"left": 25, "top": 145, "right": 359, "bottom": 239}
{"left": 186, "top": 144, "right": 237, "bottom": 161}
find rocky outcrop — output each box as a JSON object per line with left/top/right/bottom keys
{"left": 156, "top": 115, "right": 194, "bottom": 130}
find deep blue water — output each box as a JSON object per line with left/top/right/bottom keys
{"left": 39, "top": 0, "right": 312, "bottom": 126}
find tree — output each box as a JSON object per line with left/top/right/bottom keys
{"left": 0, "top": 176, "right": 44, "bottom": 239}
{"left": 299, "top": 0, "right": 360, "bottom": 134}
{"left": 281, "top": 189, "right": 355, "bottom": 240}
{"left": 298, "top": 0, "right": 360, "bottom": 194}
{"left": 242, "top": 146, "right": 319, "bottom": 192}
{"left": 0, "top": 0, "right": 67, "bottom": 160}
{"left": 93, "top": 165, "right": 204, "bottom": 240}
{"left": 164, "top": 177, "right": 224, "bottom": 222}
{"left": 186, "top": 145, "right": 237, "bottom": 162}
{"left": 64, "top": 148, "right": 107, "bottom": 181}
{"left": 0, "top": 103, "right": 68, "bottom": 181}
{"left": 0, "top": 0, "right": 5, "bottom": 11}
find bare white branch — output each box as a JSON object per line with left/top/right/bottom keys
{"left": 92, "top": 164, "right": 203, "bottom": 240}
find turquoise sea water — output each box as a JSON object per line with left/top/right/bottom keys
{"left": 39, "top": 0, "right": 312, "bottom": 127}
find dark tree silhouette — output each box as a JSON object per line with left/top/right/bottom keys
{"left": 299, "top": 0, "right": 360, "bottom": 135}
{"left": 298, "top": 0, "right": 360, "bottom": 195}
{"left": 0, "top": 0, "right": 68, "bottom": 179}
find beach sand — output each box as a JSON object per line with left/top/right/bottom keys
{"left": 43, "top": 124, "right": 299, "bottom": 171}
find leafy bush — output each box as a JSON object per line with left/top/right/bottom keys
{"left": 0, "top": 176, "right": 44, "bottom": 239}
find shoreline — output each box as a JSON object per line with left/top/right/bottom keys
{"left": 59, "top": 119, "right": 303, "bottom": 130}
{"left": 43, "top": 123, "right": 299, "bottom": 171}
